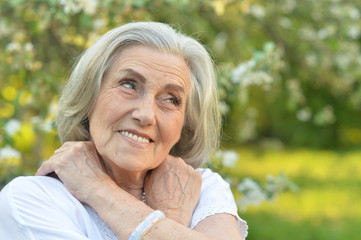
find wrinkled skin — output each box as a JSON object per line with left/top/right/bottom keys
{"left": 36, "top": 141, "right": 202, "bottom": 226}
{"left": 145, "top": 156, "right": 202, "bottom": 226}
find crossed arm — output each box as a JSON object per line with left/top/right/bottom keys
{"left": 36, "top": 142, "right": 243, "bottom": 240}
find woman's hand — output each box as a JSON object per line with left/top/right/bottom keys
{"left": 36, "top": 141, "right": 113, "bottom": 203}
{"left": 144, "top": 156, "right": 202, "bottom": 227}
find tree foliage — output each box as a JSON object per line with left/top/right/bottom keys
{"left": 0, "top": 0, "right": 360, "bottom": 197}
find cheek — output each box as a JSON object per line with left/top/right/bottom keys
{"left": 90, "top": 93, "right": 121, "bottom": 125}
{"left": 88, "top": 100, "right": 116, "bottom": 142}
{"left": 163, "top": 115, "right": 184, "bottom": 145}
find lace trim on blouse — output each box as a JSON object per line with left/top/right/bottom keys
{"left": 190, "top": 202, "right": 248, "bottom": 239}
{"left": 84, "top": 205, "right": 118, "bottom": 240}
{"left": 84, "top": 203, "right": 248, "bottom": 239}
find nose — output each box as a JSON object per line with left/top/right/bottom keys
{"left": 131, "top": 96, "right": 156, "bottom": 126}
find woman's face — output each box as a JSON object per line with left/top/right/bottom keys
{"left": 88, "top": 45, "right": 191, "bottom": 173}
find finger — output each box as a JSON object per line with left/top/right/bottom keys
{"left": 71, "top": 141, "right": 104, "bottom": 170}
{"left": 79, "top": 151, "right": 103, "bottom": 177}
{"left": 52, "top": 141, "right": 78, "bottom": 155}
{"left": 35, "top": 160, "right": 56, "bottom": 176}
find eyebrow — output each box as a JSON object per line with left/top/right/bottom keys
{"left": 163, "top": 83, "right": 185, "bottom": 94}
{"left": 120, "top": 68, "right": 185, "bottom": 94}
{"left": 120, "top": 68, "right": 146, "bottom": 83}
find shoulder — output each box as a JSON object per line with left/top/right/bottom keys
{"left": 0, "top": 176, "right": 96, "bottom": 239}
{"left": 2, "top": 175, "right": 68, "bottom": 195}
{"left": 1, "top": 176, "right": 67, "bottom": 205}
{"left": 193, "top": 168, "right": 248, "bottom": 238}
{"left": 196, "top": 168, "right": 234, "bottom": 202}
{"left": 0, "top": 176, "right": 79, "bottom": 223}
{"left": 197, "top": 168, "right": 230, "bottom": 190}
{"left": 0, "top": 176, "right": 77, "bottom": 211}
{"left": 195, "top": 168, "right": 235, "bottom": 207}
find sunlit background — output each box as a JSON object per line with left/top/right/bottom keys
{"left": 1, "top": 0, "right": 361, "bottom": 239}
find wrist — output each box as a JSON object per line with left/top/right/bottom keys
{"left": 85, "top": 181, "right": 156, "bottom": 238}
{"left": 129, "top": 210, "right": 165, "bottom": 239}
{"left": 85, "top": 178, "right": 118, "bottom": 207}
{"left": 162, "top": 208, "right": 191, "bottom": 227}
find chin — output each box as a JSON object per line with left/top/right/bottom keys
{"left": 112, "top": 158, "right": 153, "bottom": 172}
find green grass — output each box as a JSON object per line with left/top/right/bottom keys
{"left": 226, "top": 148, "right": 361, "bottom": 240}
{"left": 244, "top": 213, "right": 361, "bottom": 240}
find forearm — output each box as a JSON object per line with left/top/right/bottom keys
{"left": 143, "top": 217, "right": 214, "bottom": 240}
{"left": 87, "top": 182, "right": 148, "bottom": 239}
{"left": 88, "top": 183, "right": 214, "bottom": 240}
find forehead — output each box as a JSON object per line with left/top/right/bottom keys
{"left": 108, "top": 45, "right": 191, "bottom": 90}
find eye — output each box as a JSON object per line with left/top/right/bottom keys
{"left": 166, "top": 96, "right": 181, "bottom": 106}
{"left": 120, "top": 80, "right": 136, "bottom": 90}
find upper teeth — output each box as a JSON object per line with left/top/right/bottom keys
{"left": 121, "top": 131, "right": 150, "bottom": 143}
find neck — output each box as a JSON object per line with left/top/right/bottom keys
{"left": 104, "top": 162, "right": 148, "bottom": 201}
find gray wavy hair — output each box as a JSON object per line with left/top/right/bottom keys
{"left": 56, "top": 22, "right": 221, "bottom": 168}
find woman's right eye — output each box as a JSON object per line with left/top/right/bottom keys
{"left": 120, "top": 80, "right": 136, "bottom": 90}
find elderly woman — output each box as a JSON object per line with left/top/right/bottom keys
{"left": 0, "top": 22, "right": 248, "bottom": 239}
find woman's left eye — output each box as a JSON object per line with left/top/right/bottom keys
{"left": 166, "top": 96, "right": 181, "bottom": 106}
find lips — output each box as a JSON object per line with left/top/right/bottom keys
{"left": 119, "top": 130, "right": 153, "bottom": 143}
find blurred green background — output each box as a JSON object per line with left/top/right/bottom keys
{"left": 1, "top": 0, "right": 361, "bottom": 239}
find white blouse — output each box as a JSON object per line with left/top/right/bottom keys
{"left": 0, "top": 168, "right": 248, "bottom": 239}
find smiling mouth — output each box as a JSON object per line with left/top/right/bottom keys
{"left": 120, "top": 130, "right": 152, "bottom": 143}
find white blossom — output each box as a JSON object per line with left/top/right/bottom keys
{"left": 252, "top": 71, "right": 273, "bottom": 85}
{"left": 298, "top": 27, "right": 317, "bottom": 41}
{"left": 296, "top": 108, "right": 312, "bottom": 122}
{"left": 318, "top": 28, "right": 329, "bottom": 39}
{"left": 287, "top": 79, "right": 305, "bottom": 105}
{"left": 24, "top": 42, "right": 34, "bottom": 52}
{"left": 347, "top": 25, "right": 360, "bottom": 39}
{"left": 282, "top": 0, "right": 297, "bottom": 14}
{"left": 79, "top": 0, "right": 98, "bottom": 15}
{"left": 48, "top": 101, "right": 58, "bottom": 117}
{"left": 214, "top": 149, "right": 223, "bottom": 160}
{"left": 329, "top": 4, "right": 342, "bottom": 18}
{"left": 305, "top": 52, "right": 317, "bottom": 67}
{"left": 0, "top": 145, "right": 21, "bottom": 161}
{"left": 317, "top": 25, "right": 337, "bottom": 40}
{"left": 60, "top": 0, "right": 81, "bottom": 14}
{"left": 0, "top": 21, "right": 12, "bottom": 38}
{"left": 348, "top": 7, "right": 360, "bottom": 20}
{"left": 326, "top": 25, "right": 337, "bottom": 36}
{"left": 93, "top": 18, "right": 106, "bottom": 30}
{"left": 231, "top": 60, "right": 255, "bottom": 84}
{"left": 219, "top": 101, "right": 230, "bottom": 115}
{"left": 60, "top": 0, "right": 97, "bottom": 15}
{"left": 279, "top": 17, "right": 292, "bottom": 29}
{"left": 6, "top": 42, "right": 21, "bottom": 52}
{"left": 321, "top": 105, "right": 336, "bottom": 124}
{"left": 222, "top": 150, "right": 239, "bottom": 167}
{"left": 214, "top": 150, "right": 239, "bottom": 167}
{"left": 4, "top": 119, "right": 21, "bottom": 136}
{"left": 237, "top": 178, "right": 260, "bottom": 192}
{"left": 335, "top": 54, "right": 351, "bottom": 69}
{"left": 42, "top": 119, "right": 55, "bottom": 132}
{"left": 237, "top": 178, "right": 266, "bottom": 210}
{"left": 250, "top": 5, "right": 265, "bottom": 19}
{"left": 314, "top": 105, "right": 336, "bottom": 125}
